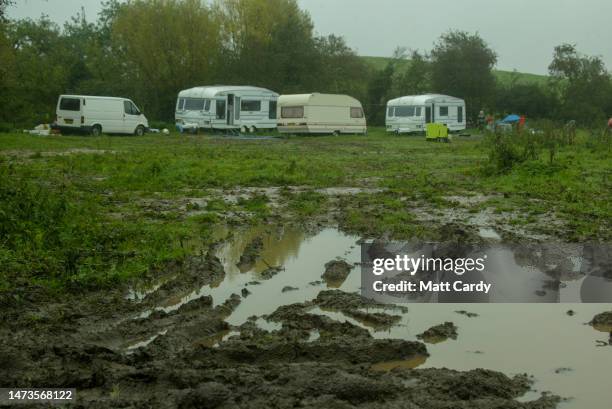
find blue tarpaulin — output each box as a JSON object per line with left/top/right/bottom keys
{"left": 502, "top": 114, "right": 521, "bottom": 123}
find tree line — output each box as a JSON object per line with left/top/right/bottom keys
{"left": 1, "top": 0, "right": 611, "bottom": 128}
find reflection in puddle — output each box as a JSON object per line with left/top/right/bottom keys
{"left": 137, "top": 225, "right": 611, "bottom": 409}
{"left": 370, "top": 355, "right": 428, "bottom": 372}
{"left": 592, "top": 324, "right": 612, "bottom": 333}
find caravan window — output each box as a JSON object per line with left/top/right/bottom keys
{"left": 415, "top": 107, "right": 422, "bottom": 117}
{"left": 439, "top": 106, "right": 449, "bottom": 117}
{"left": 387, "top": 107, "right": 394, "bottom": 117}
{"left": 177, "top": 98, "right": 185, "bottom": 111}
{"left": 60, "top": 97, "right": 80, "bottom": 111}
{"left": 395, "top": 106, "right": 415, "bottom": 117}
{"left": 216, "top": 99, "right": 226, "bottom": 119}
{"left": 184, "top": 98, "right": 206, "bottom": 111}
{"left": 269, "top": 101, "right": 277, "bottom": 119}
{"left": 241, "top": 100, "right": 261, "bottom": 112}
{"left": 204, "top": 99, "right": 211, "bottom": 111}
{"left": 281, "top": 106, "right": 304, "bottom": 118}
{"left": 350, "top": 107, "right": 364, "bottom": 118}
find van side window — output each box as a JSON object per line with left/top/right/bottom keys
{"left": 439, "top": 106, "right": 449, "bottom": 117}
{"left": 124, "top": 101, "right": 140, "bottom": 115}
{"left": 216, "top": 100, "right": 226, "bottom": 119}
{"left": 269, "top": 101, "right": 277, "bottom": 119}
{"left": 60, "top": 98, "right": 80, "bottom": 111}
{"left": 241, "top": 100, "right": 261, "bottom": 112}
{"left": 350, "top": 107, "right": 364, "bottom": 118}
{"left": 281, "top": 106, "right": 304, "bottom": 118}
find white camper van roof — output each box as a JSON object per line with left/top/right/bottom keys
{"left": 178, "top": 86, "right": 278, "bottom": 99}
{"left": 60, "top": 95, "right": 129, "bottom": 102}
{"left": 387, "top": 94, "right": 464, "bottom": 106}
{"left": 278, "top": 93, "right": 362, "bottom": 107}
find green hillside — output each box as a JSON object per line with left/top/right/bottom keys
{"left": 360, "top": 56, "right": 548, "bottom": 86}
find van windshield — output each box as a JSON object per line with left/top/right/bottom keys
{"left": 281, "top": 106, "right": 304, "bottom": 118}
{"left": 184, "top": 98, "right": 207, "bottom": 111}
{"left": 60, "top": 98, "right": 80, "bottom": 111}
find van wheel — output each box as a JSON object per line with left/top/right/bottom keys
{"left": 135, "top": 125, "right": 145, "bottom": 136}
{"left": 91, "top": 125, "right": 102, "bottom": 137}
{"left": 249, "top": 126, "right": 256, "bottom": 134}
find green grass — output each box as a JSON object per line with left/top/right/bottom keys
{"left": 0, "top": 127, "right": 609, "bottom": 293}
{"left": 360, "top": 55, "right": 548, "bottom": 86}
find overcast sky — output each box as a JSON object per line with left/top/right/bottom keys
{"left": 8, "top": 0, "right": 612, "bottom": 75}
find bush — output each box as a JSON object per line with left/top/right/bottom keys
{"left": 483, "top": 131, "right": 528, "bottom": 174}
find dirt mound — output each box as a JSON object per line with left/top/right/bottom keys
{"left": 321, "top": 259, "right": 354, "bottom": 287}
{"left": 590, "top": 311, "right": 612, "bottom": 327}
{"left": 314, "top": 289, "right": 407, "bottom": 313}
{"left": 417, "top": 322, "right": 458, "bottom": 344}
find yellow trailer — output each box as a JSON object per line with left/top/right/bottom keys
{"left": 426, "top": 123, "right": 449, "bottom": 142}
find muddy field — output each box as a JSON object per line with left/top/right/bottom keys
{"left": 0, "top": 132, "right": 611, "bottom": 408}
{"left": 2, "top": 223, "right": 611, "bottom": 408}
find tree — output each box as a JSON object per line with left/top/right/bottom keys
{"left": 393, "top": 50, "right": 432, "bottom": 96}
{"left": 495, "top": 83, "right": 559, "bottom": 119}
{"left": 0, "top": 23, "right": 16, "bottom": 128}
{"left": 110, "top": 0, "right": 224, "bottom": 120}
{"left": 366, "top": 63, "right": 395, "bottom": 126}
{"left": 3, "top": 17, "right": 74, "bottom": 125}
{"left": 0, "top": 0, "right": 14, "bottom": 22}
{"left": 213, "top": 0, "right": 320, "bottom": 93}
{"left": 314, "top": 34, "right": 369, "bottom": 102}
{"left": 430, "top": 30, "right": 497, "bottom": 121}
{"left": 548, "top": 44, "right": 612, "bottom": 125}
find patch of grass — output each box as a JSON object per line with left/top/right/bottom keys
{"left": 286, "top": 190, "right": 328, "bottom": 217}
{"left": 0, "top": 126, "right": 609, "bottom": 293}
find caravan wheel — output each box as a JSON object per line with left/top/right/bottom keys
{"left": 249, "top": 126, "right": 256, "bottom": 134}
{"left": 332, "top": 130, "right": 340, "bottom": 136}
{"left": 240, "top": 126, "right": 247, "bottom": 134}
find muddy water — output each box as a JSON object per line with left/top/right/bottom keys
{"left": 151, "top": 226, "right": 611, "bottom": 409}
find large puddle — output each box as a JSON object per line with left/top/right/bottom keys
{"left": 141, "top": 226, "right": 611, "bottom": 409}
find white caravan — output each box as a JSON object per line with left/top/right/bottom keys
{"left": 277, "top": 93, "right": 366, "bottom": 135}
{"left": 386, "top": 94, "right": 466, "bottom": 134}
{"left": 55, "top": 95, "right": 149, "bottom": 136}
{"left": 175, "top": 86, "right": 279, "bottom": 133}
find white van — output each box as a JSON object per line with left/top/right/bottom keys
{"left": 175, "top": 86, "right": 278, "bottom": 133}
{"left": 55, "top": 95, "right": 149, "bottom": 136}
{"left": 277, "top": 93, "right": 366, "bottom": 135}
{"left": 386, "top": 94, "right": 466, "bottom": 134}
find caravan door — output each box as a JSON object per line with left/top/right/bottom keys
{"left": 227, "top": 94, "right": 234, "bottom": 126}
{"left": 234, "top": 96, "right": 241, "bottom": 125}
